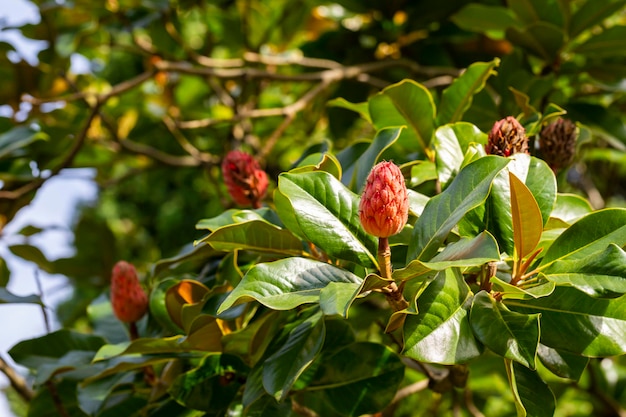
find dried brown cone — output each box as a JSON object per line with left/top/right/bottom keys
{"left": 539, "top": 118, "right": 577, "bottom": 171}
{"left": 485, "top": 116, "right": 529, "bottom": 157}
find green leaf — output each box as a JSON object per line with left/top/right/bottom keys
{"left": 403, "top": 268, "right": 482, "bottom": 364}
{"left": 327, "top": 97, "right": 371, "bottom": 123}
{"left": 169, "top": 354, "right": 248, "bottom": 412}
{"left": 549, "top": 193, "right": 593, "bottom": 225}
{"left": 152, "top": 243, "right": 220, "bottom": 278}
{"left": 506, "top": 360, "right": 556, "bottom": 417}
{"left": 0, "top": 126, "right": 48, "bottom": 160}
{"left": 572, "top": 25, "right": 626, "bottom": 56}
{"left": 394, "top": 232, "right": 500, "bottom": 281}
{"left": 491, "top": 276, "right": 555, "bottom": 300}
{"left": 470, "top": 291, "right": 539, "bottom": 368}
{"left": 507, "top": 287, "right": 626, "bottom": 356}
{"left": 311, "top": 343, "right": 404, "bottom": 416}
{"left": 569, "top": 0, "right": 626, "bottom": 38}
{"left": 352, "top": 127, "right": 402, "bottom": 192}
{"left": 197, "top": 220, "right": 304, "bottom": 256}
{"left": 8, "top": 244, "right": 53, "bottom": 273}
{"left": 537, "top": 344, "right": 588, "bottom": 381}
{"left": 0, "top": 257, "right": 9, "bottom": 287}
{"left": 506, "top": 0, "right": 564, "bottom": 27}
{"left": 437, "top": 59, "right": 500, "bottom": 125}
{"left": 506, "top": 23, "right": 565, "bottom": 61}
{"left": 451, "top": 4, "right": 520, "bottom": 34}
{"left": 196, "top": 208, "right": 277, "bottom": 231}
{"left": 319, "top": 281, "right": 362, "bottom": 318}
{"left": 9, "top": 329, "right": 105, "bottom": 369}
{"left": 542, "top": 244, "right": 626, "bottom": 298}
{"left": 217, "top": 258, "right": 362, "bottom": 313}
{"left": 275, "top": 171, "right": 378, "bottom": 267}
{"left": 263, "top": 310, "right": 325, "bottom": 401}
{"left": 407, "top": 156, "right": 510, "bottom": 262}
{"left": 509, "top": 172, "right": 543, "bottom": 263}
{"left": 290, "top": 152, "right": 342, "bottom": 179}
{"left": 0, "top": 287, "right": 42, "bottom": 304}
{"left": 28, "top": 379, "right": 88, "bottom": 417}
{"left": 368, "top": 79, "right": 436, "bottom": 156}
{"left": 539, "top": 208, "right": 626, "bottom": 267}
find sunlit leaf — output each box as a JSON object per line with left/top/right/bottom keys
{"left": 403, "top": 268, "right": 482, "bottom": 364}
{"left": 437, "top": 59, "right": 500, "bottom": 125}
{"left": 217, "top": 258, "right": 362, "bottom": 313}
{"left": 368, "top": 79, "right": 436, "bottom": 156}
{"left": 509, "top": 172, "right": 543, "bottom": 264}
{"left": 407, "top": 156, "right": 509, "bottom": 262}
{"left": 275, "top": 171, "right": 378, "bottom": 267}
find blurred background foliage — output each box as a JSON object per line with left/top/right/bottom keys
{"left": 0, "top": 0, "right": 625, "bottom": 415}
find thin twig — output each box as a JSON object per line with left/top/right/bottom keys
{"left": 23, "top": 70, "right": 155, "bottom": 105}
{"left": 162, "top": 116, "right": 218, "bottom": 164}
{"left": 45, "top": 380, "right": 70, "bottom": 417}
{"left": 0, "top": 355, "right": 34, "bottom": 402}
{"left": 392, "top": 379, "right": 429, "bottom": 403}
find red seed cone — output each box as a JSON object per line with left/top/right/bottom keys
{"left": 359, "top": 161, "right": 409, "bottom": 238}
{"left": 111, "top": 261, "right": 148, "bottom": 323}
{"left": 222, "top": 150, "right": 269, "bottom": 207}
{"left": 485, "top": 116, "right": 529, "bottom": 157}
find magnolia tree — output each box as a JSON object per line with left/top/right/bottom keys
{"left": 1, "top": 1, "right": 626, "bottom": 417}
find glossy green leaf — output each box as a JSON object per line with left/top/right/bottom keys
{"left": 311, "top": 343, "right": 404, "bottom": 416}
{"left": 490, "top": 276, "right": 555, "bottom": 300}
{"left": 169, "top": 354, "right": 248, "bottom": 412}
{"left": 197, "top": 220, "right": 304, "bottom": 256}
{"left": 0, "top": 287, "right": 42, "bottom": 304}
{"left": 549, "top": 193, "right": 593, "bottom": 225}
{"left": 569, "top": 0, "right": 626, "bottom": 38}
{"left": 290, "top": 152, "right": 342, "bottom": 179}
{"left": 506, "top": 360, "right": 556, "bottom": 417}
{"left": 507, "top": 287, "right": 626, "bottom": 356}
{"left": 433, "top": 125, "right": 463, "bottom": 187}
{"left": 437, "top": 59, "right": 500, "bottom": 125}
{"left": 319, "top": 281, "right": 362, "bottom": 317}
{"left": 353, "top": 127, "right": 402, "bottom": 191}
{"left": 368, "top": 79, "right": 436, "bottom": 155}
{"left": 537, "top": 344, "right": 588, "bottom": 381}
{"left": 28, "top": 379, "right": 88, "bottom": 417}
{"left": 336, "top": 140, "right": 371, "bottom": 189}
{"left": 408, "top": 160, "right": 438, "bottom": 187}
{"left": 542, "top": 244, "right": 626, "bottom": 298}
{"left": 403, "top": 268, "right": 482, "bottom": 364}
{"left": 395, "top": 232, "right": 500, "bottom": 281}
{"left": 0, "top": 126, "right": 48, "bottom": 160}
{"left": 218, "top": 258, "right": 362, "bottom": 313}
{"left": 9, "top": 329, "right": 105, "bottom": 369}
{"left": 78, "top": 372, "right": 137, "bottom": 416}
{"left": 510, "top": 172, "right": 543, "bottom": 263}
{"left": 263, "top": 310, "right": 324, "bottom": 401}
{"left": 487, "top": 154, "right": 556, "bottom": 256}
{"left": 539, "top": 208, "right": 626, "bottom": 266}
{"left": 451, "top": 4, "right": 519, "bottom": 34}
{"left": 244, "top": 395, "right": 294, "bottom": 417}
{"left": 275, "top": 171, "right": 378, "bottom": 267}
{"left": 196, "top": 208, "right": 277, "bottom": 231}
{"left": 572, "top": 25, "right": 626, "bottom": 56}
{"left": 407, "top": 156, "right": 509, "bottom": 262}
{"left": 470, "top": 291, "right": 539, "bottom": 368}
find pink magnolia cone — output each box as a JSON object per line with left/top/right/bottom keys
{"left": 359, "top": 161, "right": 409, "bottom": 238}
{"left": 222, "top": 150, "right": 269, "bottom": 207}
{"left": 111, "top": 261, "right": 148, "bottom": 323}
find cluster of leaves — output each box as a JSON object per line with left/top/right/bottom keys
{"left": 1, "top": 0, "right": 626, "bottom": 416}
